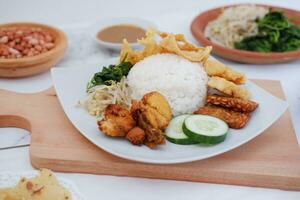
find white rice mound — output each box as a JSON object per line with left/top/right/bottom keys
{"left": 127, "top": 53, "right": 208, "bottom": 116}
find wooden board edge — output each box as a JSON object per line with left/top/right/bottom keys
{"left": 30, "top": 154, "right": 300, "bottom": 191}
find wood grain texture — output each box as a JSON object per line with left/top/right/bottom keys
{"left": 0, "top": 22, "right": 67, "bottom": 77}
{"left": 191, "top": 4, "right": 300, "bottom": 64}
{"left": 0, "top": 80, "right": 300, "bottom": 190}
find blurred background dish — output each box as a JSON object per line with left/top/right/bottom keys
{"left": 0, "top": 170, "right": 86, "bottom": 200}
{"left": 191, "top": 4, "right": 300, "bottom": 64}
{"left": 90, "top": 17, "right": 157, "bottom": 51}
{"left": 0, "top": 22, "right": 67, "bottom": 78}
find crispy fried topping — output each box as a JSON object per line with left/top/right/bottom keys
{"left": 119, "top": 29, "right": 212, "bottom": 65}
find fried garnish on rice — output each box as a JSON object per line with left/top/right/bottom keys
{"left": 119, "top": 29, "right": 212, "bottom": 65}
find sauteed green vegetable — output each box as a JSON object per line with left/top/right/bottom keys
{"left": 87, "top": 61, "right": 133, "bottom": 91}
{"left": 235, "top": 11, "right": 300, "bottom": 52}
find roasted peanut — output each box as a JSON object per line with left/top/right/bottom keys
{"left": 0, "top": 26, "right": 55, "bottom": 58}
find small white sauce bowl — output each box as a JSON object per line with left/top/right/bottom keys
{"left": 90, "top": 17, "right": 157, "bottom": 51}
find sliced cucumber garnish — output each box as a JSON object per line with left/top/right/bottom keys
{"left": 166, "top": 115, "right": 199, "bottom": 145}
{"left": 183, "top": 115, "right": 228, "bottom": 144}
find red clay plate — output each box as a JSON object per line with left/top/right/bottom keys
{"left": 191, "top": 4, "right": 300, "bottom": 64}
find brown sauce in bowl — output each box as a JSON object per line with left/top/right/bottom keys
{"left": 97, "top": 24, "right": 146, "bottom": 43}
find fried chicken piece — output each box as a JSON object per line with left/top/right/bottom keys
{"left": 137, "top": 111, "right": 165, "bottom": 148}
{"left": 194, "top": 106, "right": 251, "bottom": 129}
{"left": 130, "top": 92, "right": 172, "bottom": 148}
{"left": 130, "top": 100, "right": 139, "bottom": 121}
{"left": 204, "top": 59, "right": 246, "bottom": 84}
{"left": 126, "top": 127, "right": 145, "bottom": 145}
{"left": 140, "top": 91, "right": 172, "bottom": 130}
{"left": 98, "top": 104, "right": 136, "bottom": 137}
{"left": 208, "top": 76, "right": 250, "bottom": 100}
{"left": 206, "top": 95, "right": 259, "bottom": 112}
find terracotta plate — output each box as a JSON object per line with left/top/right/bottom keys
{"left": 191, "top": 4, "right": 300, "bottom": 64}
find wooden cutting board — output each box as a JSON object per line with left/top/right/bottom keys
{"left": 1, "top": 80, "right": 300, "bottom": 190}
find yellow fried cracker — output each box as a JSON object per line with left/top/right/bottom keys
{"left": 119, "top": 39, "right": 132, "bottom": 63}
{"left": 159, "top": 33, "right": 212, "bottom": 62}
{"left": 204, "top": 59, "right": 246, "bottom": 84}
{"left": 208, "top": 76, "right": 250, "bottom": 100}
{"left": 119, "top": 30, "right": 211, "bottom": 64}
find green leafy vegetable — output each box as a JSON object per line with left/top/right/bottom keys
{"left": 87, "top": 61, "right": 133, "bottom": 91}
{"left": 234, "top": 10, "right": 300, "bottom": 52}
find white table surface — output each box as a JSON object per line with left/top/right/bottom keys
{"left": 1, "top": 0, "right": 300, "bottom": 199}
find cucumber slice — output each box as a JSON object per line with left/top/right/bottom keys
{"left": 183, "top": 115, "right": 228, "bottom": 144}
{"left": 166, "top": 115, "right": 199, "bottom": 145}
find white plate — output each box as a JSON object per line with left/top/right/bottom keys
{"left": 0, "top": 170, "right": 85, "bottom": 200}
{"left": 51, "top": 58, "right": 288, "bottom": 164}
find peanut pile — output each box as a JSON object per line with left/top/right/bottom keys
{"left": 0, "top": 27, "right": 55, "bottom": 59}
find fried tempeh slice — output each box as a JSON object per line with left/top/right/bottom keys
{"left": 206, "top": 95, "right": 258, "bottom": 112}
{"left": 204, "top": 59, "right": 246, "bottom": 84}
{"left": 208, "top": 76, "right": 250, "bottom": 100}
{"left": 194, "top": 106, "right": 251, "bottom": 129}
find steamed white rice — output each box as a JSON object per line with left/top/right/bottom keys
{"left": 127, "top": 53, "right": 208, "bottom": 116}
